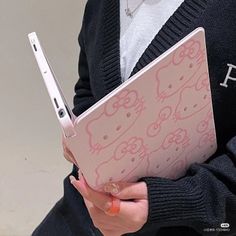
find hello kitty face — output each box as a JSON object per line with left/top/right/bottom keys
{"left": 156, "top": 39, "right": 204, "bottom": 101}
{"left": 86, "top": 89, "right": 145, "bottom": 154}
{"left": 174, "top": 73, "right": 211, "bottom": 121}
{"left": 147, "top": 128, "right": 189, "bottom": 176}
{"left": 95, "top": 137, "right": 148, "bottom": 186}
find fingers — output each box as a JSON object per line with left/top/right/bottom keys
{"left": 63, "top": 148, "right": 74, "bottom": 163}
{"left": 88, "top": 199, "right": 147, "bottom": 233}
{"left": 83, "top": 199, "right": 122, "bottom": 234}
{"left": 63, "top": 146, "right": 77, "bottom": 165}
{"left": 70, "top": 174, "right": 147, "bottom": 217}
{"left": 104, "top": 196, "right": 120, "bottom": 216}
{"left": 83, "top": 189, "right": 137, "bottom": 219}
{"left": 104, "top": 182, "right": 148, "bottom": 200}
{"left": 83, "top": 198, "right": 94, "bottom": 210}
{"left": 62, "top": 136, "right": 78, "bottom": 165}
{"left": 80, "top": 183, "right": 148, "bottom": 235}
{"left": 70, "top": 174, "right": 112, "bottom": 212}
{"left": 101, "top": 230, "right": 122, "bottom": 236}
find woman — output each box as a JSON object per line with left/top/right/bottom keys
{"left": 33, "top": 0, "right": 236, "bottom": 235}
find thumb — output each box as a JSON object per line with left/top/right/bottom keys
{"left": 104, "top": 182, "right": 148, "bottom": 200}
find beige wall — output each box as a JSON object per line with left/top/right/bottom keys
{"left": 0, "top": 1, "right": 86, "bottom": 235}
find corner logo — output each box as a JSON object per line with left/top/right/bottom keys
{"left": 203, "top": 223, "right": 230, "bottom": 233}
{"left": 220, "top": 64, "right": 236, "bottom": 88}
{"left": 221, "top": 223, "right": 230, "bottom": 228}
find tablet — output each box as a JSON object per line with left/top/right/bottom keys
{"left": 28, "top": 28, "right": 217, "bottom": 191}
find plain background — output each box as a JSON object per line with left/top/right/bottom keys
{"left": 0, "top": 1, "right": 86, "bottom": 235}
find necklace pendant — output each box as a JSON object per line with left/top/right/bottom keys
{"left": 125, "top": 8, "right": 133, "bottom": 18}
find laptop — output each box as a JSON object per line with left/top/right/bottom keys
{"left": 28, "top": 28, "right": 217, "bottom": 191}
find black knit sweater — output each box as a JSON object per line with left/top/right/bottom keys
{"left": 72, "top": 0, "right": 236, "bottom": 235}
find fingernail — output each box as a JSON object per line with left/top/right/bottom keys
{"left": 103, "top": 183, "right": 120, "bottom": 194}
{"left": 69, "top": 175, "right": 80, "bottom": 189}
{"left": 69, "top": 175, "right": 76, "bottom": 183}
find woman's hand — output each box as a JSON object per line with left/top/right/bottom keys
{"left": 62, "top": 135, "right": 77, "bottom": 164}
{"left": 70, "top": 173, "right": 148, "bottom": 236}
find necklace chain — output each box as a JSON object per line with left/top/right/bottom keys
{"left": 125, "top": 0, "right": 145, "bottom": 18}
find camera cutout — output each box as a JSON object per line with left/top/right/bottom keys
{"left": 58, "top": 109, "right": 66, "bottom": 118}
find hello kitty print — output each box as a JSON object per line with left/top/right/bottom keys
{"left": 156, "top": 39, "right": 204, "bottom": 102}
{"left": 86, "top": 89, "right": 145, "bottom": 154}
{"left": 66, "top": 28, "right": 217, "bottom": 191}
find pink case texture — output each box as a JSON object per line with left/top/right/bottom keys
{"left": 65, "top": 28, "right": 217, "bottom": 191}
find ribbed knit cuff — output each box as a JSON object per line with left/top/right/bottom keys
{"left": 139, "top": 173, "right": 209, "bottom": 230}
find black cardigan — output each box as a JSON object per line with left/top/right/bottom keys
{"left": 72, "top": 0, "right": 236, "bottom": 235}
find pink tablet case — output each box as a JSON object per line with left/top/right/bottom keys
{"left": 29, "top": 28, "right": 217, "bottom": 191}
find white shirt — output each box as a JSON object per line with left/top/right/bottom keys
{"left": 120, "top": 0, "right": 185, "bottom": 81}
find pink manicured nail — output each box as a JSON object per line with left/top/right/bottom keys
{"left": 103, "top": 183, "right": 120, "bottom": 194}
{"left": 69, "top": 175, "right": 76, "bottom": 183}
{"left": 69, "top": 175, "right": 82, "bottom": 191}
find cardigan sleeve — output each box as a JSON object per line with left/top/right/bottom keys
{"left": 72, "top": 23, "right": 95, "bottom": 117}
{"left": 138, "top": 136, "right": 236, "bottom": 235}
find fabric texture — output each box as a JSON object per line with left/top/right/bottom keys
{"left": 33, "top": 0, "right": 236, "bottom": 235}
{"left": 120, "top": 0, "right": 185, "bottom": 81}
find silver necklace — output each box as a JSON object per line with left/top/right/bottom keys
{"left": 125, "top": 0, "right": 145, "bottom": 18}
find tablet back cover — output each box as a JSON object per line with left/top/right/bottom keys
{"left": 64, "top": 28, "right": 217, "bottom": 191}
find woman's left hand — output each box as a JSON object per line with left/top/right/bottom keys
{"left": 70, "top": 173, "right": 148, "bottom": 236}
